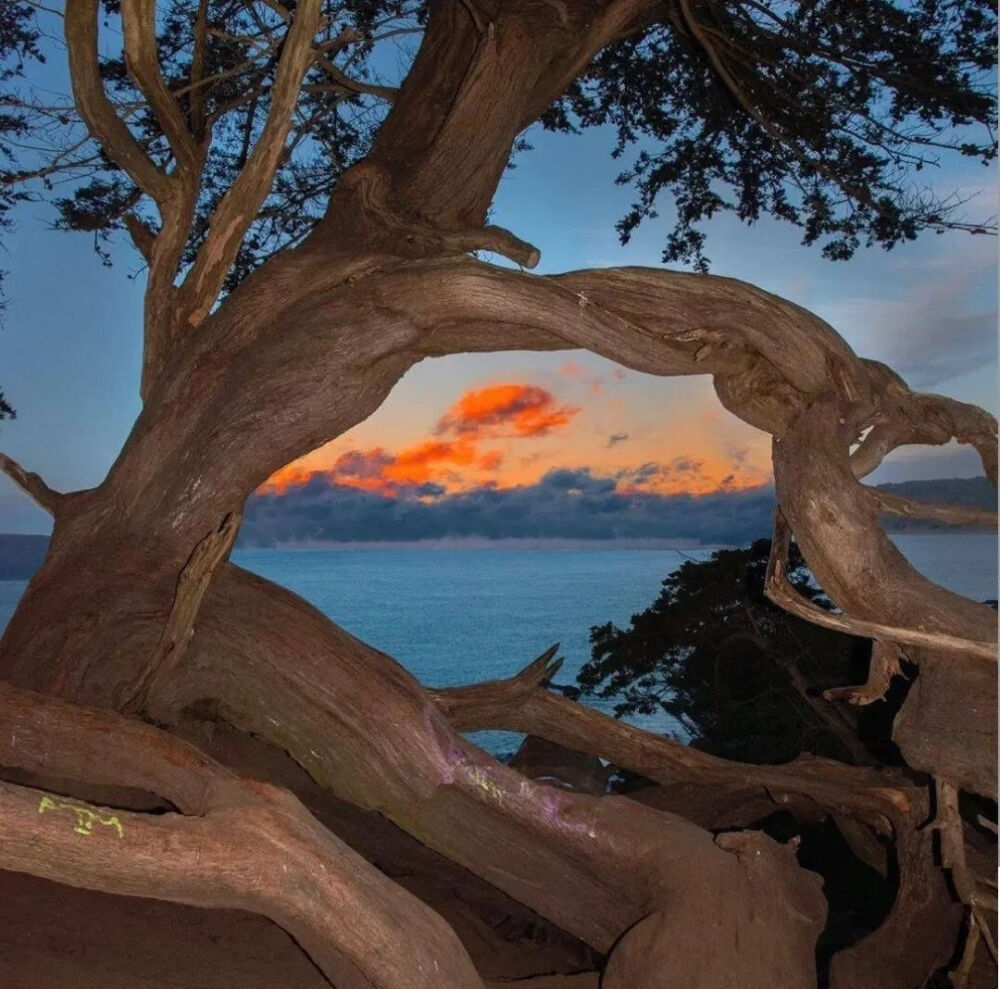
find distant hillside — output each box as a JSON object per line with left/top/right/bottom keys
{"left": 1, "top": 476, "right": 994, "bottom": 578}
{"left": 0, "top": 534, "right": 50, "bottom": 580}
{"left": 877, "top": 476, "right": 996, "bottom": 531}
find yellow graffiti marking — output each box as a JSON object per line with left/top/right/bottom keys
{"left": 468, "top": 767, "right": 503, "bottom": 803}
{"left": 38, "top": 796, "right": 124, "bottom": 839}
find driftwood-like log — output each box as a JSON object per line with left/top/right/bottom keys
{"left": 0, "top": 681, "right": 485, "bottom": 989}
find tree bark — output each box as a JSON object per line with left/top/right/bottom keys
{"left": 2, "top": 0, "right": 996, "bottom": 983}
{"left": 0, "top": 682, "right": 486, "bottom": 989}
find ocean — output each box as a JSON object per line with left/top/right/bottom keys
{"left": 0, "top": 533, "right": 996, "bottom": 754}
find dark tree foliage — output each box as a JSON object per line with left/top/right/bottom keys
{"left": 4, "top": 0, "right": 996, "bottom": 281}
{"left": 0, "top": 2, "right": 42, "bottom": 417}
{"left": 0, "top": 2, "right": 43, "bottom": 293}
{"left": 52, "top": 0, "right": 414, "bottom": 285}
{"left": 571, "top": 539, "right": 881, "bottom": 764}
{"left": 546, "top": 0, "right": 997, "bottom": 268}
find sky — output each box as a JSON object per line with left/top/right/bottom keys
{"left": 0, "top": 29, "right": 997, "bottom": 536}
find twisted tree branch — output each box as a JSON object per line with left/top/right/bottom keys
{"left": 429, "top": 650, "right": 915, "bottom": 831}
{"left": 0, "top": 682, "right": 485, "bottom": 989}
{"left": 765, "top": 510, "right": 996, "bottom": 661}
{"left": 871, "top": 489, "right": 997, "bottom": 529}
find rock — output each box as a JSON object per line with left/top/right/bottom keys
{"left": 509, "top": 735, "right": 611, "bottom": 796}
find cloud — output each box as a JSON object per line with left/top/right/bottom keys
{"left": 243, "top": 465, "right": 992, "bottom": 548}
{"left": 263, "top": 440, "right": 482, "bottom": 498}
{"left": 614, "top": 453, "right": 768, "bottom": 497}
{"left": 436, "top": 384, "right": 580, "bottom": 438}
{"left": 242, "top": 467, "right": 780, "bottom": 547}
{"left": 263, "top": 382, "right": 579, "bottom": 498}
{"left": 607, "top": 432, "right": 629, "bottom": 447}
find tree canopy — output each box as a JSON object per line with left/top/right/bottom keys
{"left": 1, "top": 0, "right": 995, "bottom": 283}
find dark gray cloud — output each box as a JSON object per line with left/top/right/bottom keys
{"left": 241, "top": 467, "right": 778, "bottom": 546}
{"left": 607, "top": 432, "right": 629, "bottom": 447}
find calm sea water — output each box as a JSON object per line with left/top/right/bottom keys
{"left": 1, "top": 534, "right": 996, "bottom": 754}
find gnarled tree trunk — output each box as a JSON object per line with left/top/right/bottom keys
{"left": 1, "top": 0, "right": 996, "bottom": 984}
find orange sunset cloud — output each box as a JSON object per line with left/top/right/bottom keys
{"left": 260, "top": 380, "right": 769, "bottom": 500}
{"left": 437, "top": 384, "right": 579, "bottom": 438}
{"left": 262, "top": 384, "right": 573, "bottom": 496}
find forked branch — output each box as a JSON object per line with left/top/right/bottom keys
{"left": 177, "top": 0, "right": 323, "bottom": 329}
{"left": 120, "top": 0, "right": 201, "bottom": 173}
{"left": 65, "top": 0, "right": 174, "bottom": 205}
{"left": 429, "top": 651, "right": 916, "bottom": 831}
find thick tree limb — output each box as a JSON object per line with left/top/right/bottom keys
{"left": 65, "top": 0, "right": 174, "bottom": 205}
{"left": 430, "top": 652, "right": 963, "bottom": 987}
{"left": 430, "top": 648, "right": 915, "bottom": 832}
{"left": 189, "top": 0, "right": 210, "bottom": 141}
{"left": 0, "top": 682, "right": 486, "bottom": 989}
{"left": 0, "top": 452, "right": 63, "bottom": 515}
{"left": 97, "top": 560, "right": 828, "bottom": 978}
{"left": 765, "top": 510, "right": 997, "bottom": 661}
{"left": 850, "top": 422, "right": 907, "bottom": 479}
{"left": 120, "top": 0, "right": 201, "bottom": 172}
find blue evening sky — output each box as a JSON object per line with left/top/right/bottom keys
{"left": 0, "top": 25, "right": 996, "bottom": 533}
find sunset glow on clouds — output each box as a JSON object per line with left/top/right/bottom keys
{"left": 261, "top": 370, "right": 771, "bottom": 501}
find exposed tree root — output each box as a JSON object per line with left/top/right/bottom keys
{"left": 431, "top": 650, "right": 966, "bottom": 986}
{"left": 0, "top": 682, "right": 486, "bottom": 989}
{"left": 113, "top": 562, "right": 828, "bottom": 983}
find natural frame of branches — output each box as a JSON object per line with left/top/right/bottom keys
{"left": 0, "top": 0, "right": 997, "bottom": 987}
